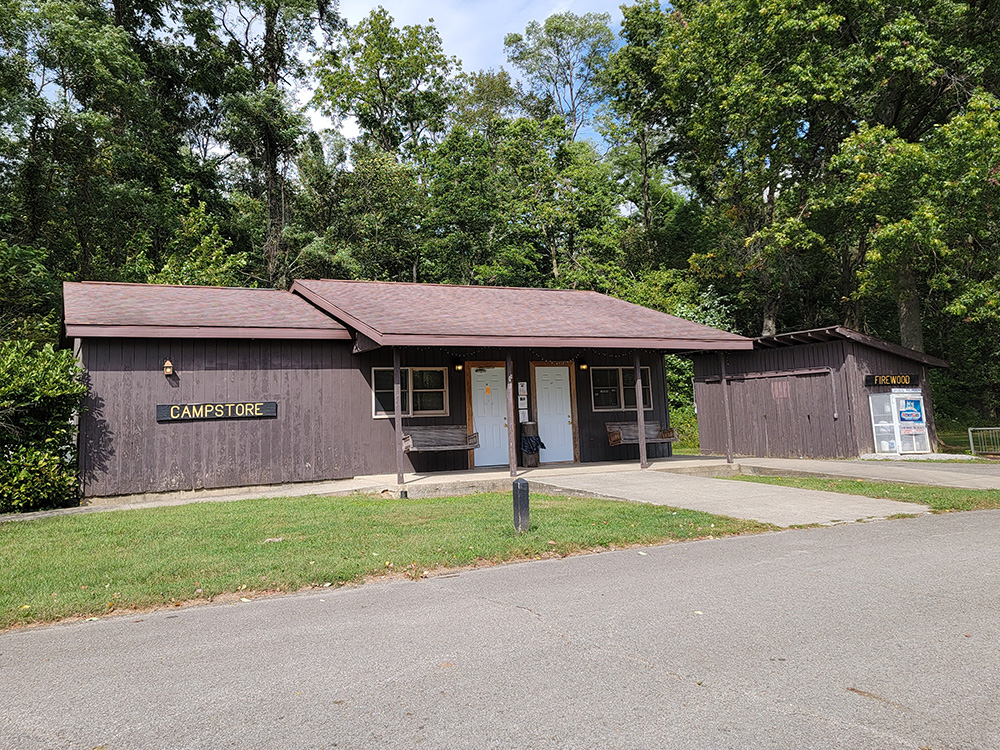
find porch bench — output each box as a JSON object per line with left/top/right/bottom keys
{"left": 402, "top": 425, "right": 480, "bottom": 453}
{"left": 606, "top": 421, "right": 676, "bottom": 447}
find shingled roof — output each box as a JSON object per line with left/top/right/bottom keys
{"left": 755, "top": 326, "right": 948, "bottom": 368}
{"left": 291, "top": 279, "right": 752, "bottom": 350}
{"left": 63, "top": 282, "right": 350, "bottom": 339}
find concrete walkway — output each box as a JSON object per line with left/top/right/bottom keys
{"left": 534, "top": 470, "right": 929, "bottom": 527}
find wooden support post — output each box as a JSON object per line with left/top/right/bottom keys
{"left": 506, "top": 350, "right": 517, "bottom": 477}
{"left": 718, "top": 351, "right": 734, "bottom": 464}
{"left": 634, "top": 351, "right": 648, "bottom": 469}
{"left": 394, "top": 347, "right": 405, "bottom": 488}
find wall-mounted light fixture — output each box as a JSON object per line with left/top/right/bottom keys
{"left": 577, "top": 358, "right": 588, "bottom": 370}
{"left": 453, "top": 360, "right": 464, "bottom": 372}
{"left": 163, "top": 358, "right": 174, "bottom": 377}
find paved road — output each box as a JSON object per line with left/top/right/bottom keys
{"left": 3, "top": 512, "right": 1000, "bottom": 749}
{"left": 536, "top": 471, "right": 929, "bottom": 526}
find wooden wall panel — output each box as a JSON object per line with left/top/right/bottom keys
{"left": 848, "top": 343, "right": 938, "bottom": 453}
{"left": 80, "top": 340, "right": 676, "bottom": 497}
{"left": 692, "top": 339, "right": 943, "bottom": 459}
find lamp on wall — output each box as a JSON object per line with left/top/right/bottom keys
{"left": 577, "top": 358, "right": 588, "bottom": 370}
{"left": 163, "top": 358, "right": 174, "bottom": 377}
{"left": 453, "top": 359, "right": 464, "bottom": 372}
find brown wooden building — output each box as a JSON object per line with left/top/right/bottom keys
{"left": 64, "top": 280, "right": 752, "bottom": 499}
{"left": 691, "top": 327, "right": 948, "bottom": 460}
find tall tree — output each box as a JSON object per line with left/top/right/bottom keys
{"left": 619, "top": 0, "right": 1000, "bottom": 344}
{"left": 313, "top": 6, "right": 458, "bottom": 157}
{"left": 215, "top": 0, "right": 340, "bottom": 288}
{"left": 504, "top": 11, "right": 615, "bottom": 139}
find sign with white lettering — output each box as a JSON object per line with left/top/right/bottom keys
{"left": 156, "top": 402, "right": 277, "bottom": 422}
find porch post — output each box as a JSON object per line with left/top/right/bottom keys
{"left": 718, "top": 351, "right": 734, "bottom": 464}
{"left": 394, "top": 347, "right": 405, "bottom": 486}
{"left": 506, "top": 350, "right": 517, "bottom": 477}
{"left": 633, "top": 351, "right": 648, "bottom": 469}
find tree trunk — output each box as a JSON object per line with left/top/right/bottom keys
{"left": 840, "top": 236, "right": 865, "bottom": 330}
{"left": 639, "top": 128, "right": 652, "bottom": 237}
{"left": 262, "top": 4, "right": 284, "bottom": 288}
{"left": 549, "top": 228, "right": 559, "bottom": 279}
{"left": 761, "top": 310, "right": 777, "bottom": 337}
{"left": 897, "top": 266, "right": 924, "bottom": 352}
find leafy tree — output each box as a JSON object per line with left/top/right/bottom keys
{"left": 619, "top": 0, "right": 1000, "bottom": 343}
{"left": 215, "top": 0, "right": 340, "bottom": 288}
{"left": 313, "top": 7, "right": 458, "bottom": 157}
{"left": 450, "top": 69, "right": 522, "bottom": 135}
{"left": 127, "top": 190, "right": 252, "bottom": 286}
{"left": 0, "top": 242, "right": 61, "bottom": 337}
{"left": 828, "top": 94, "right": 1000, "bottom": 412}
{"left": 504, "top": 11, "right": 615, "bottom": 139}
{"left": 315, "top": 149, "right": 428, "bottom": 281}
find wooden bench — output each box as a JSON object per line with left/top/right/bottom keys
{"left": 402, "top": 425, "right": 480, "bottom": 453}
{"left": 606, "top": 421, "right": 676, "bottom": 447}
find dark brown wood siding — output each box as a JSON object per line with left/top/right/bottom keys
{"left": 845, "top": 342, "right": 939, "bottom": 453}
{"left": 693, "top": 341, "right": 858, "bottom": 459}
{"left": 693, "top": 340, "right": 939, "bottom": 459}
{"left": 79, "top": 340, "right": 672, "bottom": 497}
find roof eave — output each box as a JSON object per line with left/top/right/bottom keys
{"left": 65, "top": 324, "right": 351, "bottom": 340}
{"left": 377, "top": 333, "right": 754, "bottom": 350}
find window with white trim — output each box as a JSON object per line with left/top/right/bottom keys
{"left": 590, "top": 366, "right": 652, "bottom": 411}
{"left": 372, "top": 367, "right": 449, "bottom": 418}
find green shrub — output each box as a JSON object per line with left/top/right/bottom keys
{"left": 0, "top": 445, "right": 78, "bottom": 513}
{"left": 0, "top": 340, "right": 87, "bottom": 451}
{"left": 670, "top": 405, "right": 700, "bottom": 452}
{"left": 0, "top": 341, "right": 86, "bottom": 513}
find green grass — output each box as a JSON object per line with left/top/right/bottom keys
{"left": 937, "top": 425, "right": 974, "bottom": 454}
{"left": 728, "top": 475, "right": 1000, "bottom": 512}
{"left": 0, "top": 492, "right": 773, "bottom": 630}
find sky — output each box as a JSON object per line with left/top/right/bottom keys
{"left": 306, "top": 0, "right": 626, "bottom": 136}
{"left": 336, "top": 0, "right": 624, "bottom": 74}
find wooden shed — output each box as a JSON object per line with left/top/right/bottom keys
{"left": 64, "top": 280, "right": 752, "bottom": 500}
{"left": 691, "top": 327, "right": 948, "bottom": 459}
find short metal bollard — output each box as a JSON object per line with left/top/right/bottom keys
{"left": 513, "top": 478, "right": 529, "bottom": 533}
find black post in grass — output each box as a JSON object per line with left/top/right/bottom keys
{"left": 513, "top": 478, "right": 529, "bottom": 533}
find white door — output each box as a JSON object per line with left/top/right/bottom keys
{"left": 471, "top": 367, "right": 508, "bottom": 466}
{"left": 535, "top": 366, "right": 574, "bottom": 463}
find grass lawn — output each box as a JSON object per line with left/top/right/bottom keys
{"left": 0, "top": 492, "right": 773, "bottom": 630}
{"left": 937, "top": 426, "right": 975, "bottom": 454}
{"left": 728, "top": 475, "right": 1000, "bottom": 512}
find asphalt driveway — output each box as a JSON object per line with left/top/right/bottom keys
{"left": 536, "top": 470, "right": 929, "bottom": 526}
{"left": 2, "top": 511, "right": 999, "bottom": 749}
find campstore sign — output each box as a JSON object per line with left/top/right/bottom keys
{"left": 156, "top": 402, "right": 278, "bottom": 422}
